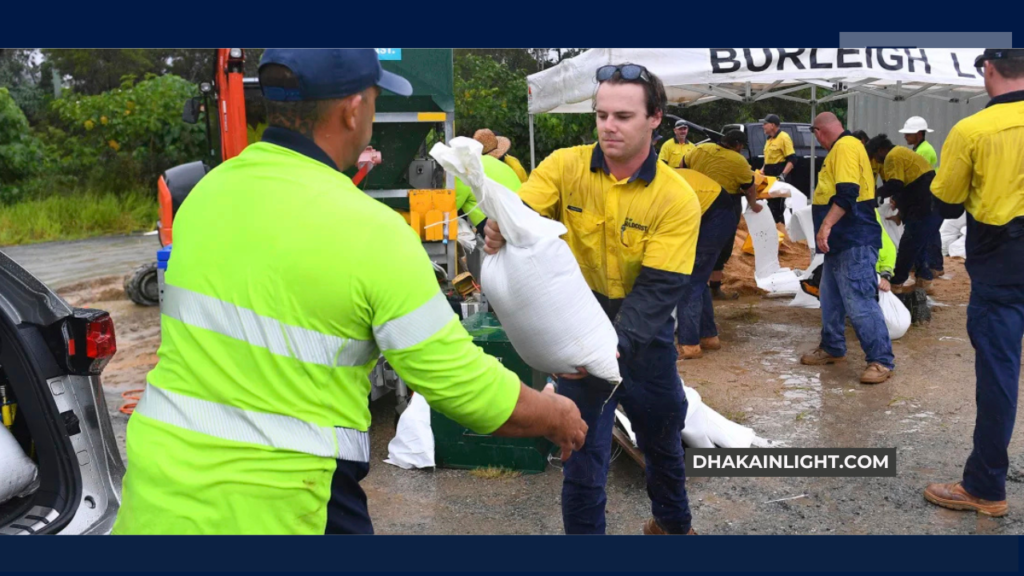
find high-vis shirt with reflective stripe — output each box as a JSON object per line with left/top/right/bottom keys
{"left": 683, "top": 143, "right": 755, "bottom": 194}
{"left": 113, "top": 128, "right": 521, "bottom": 535}
{"left": 455, "top": 154, "right": 521, "bottom": 226}
{"left": 763, "top": 130, "right": 796, "bottom": 166}
{"left": 658, "top": 139, "right": 695, "bottom": 168}
{"left": 932, "top": 91, "right": 1024, "bottom": 285}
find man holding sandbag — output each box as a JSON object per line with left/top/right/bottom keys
{"left": 484, "top": 63, "right": 702, "bottom": 535}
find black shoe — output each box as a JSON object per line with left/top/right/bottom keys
{"left": 711, "top": 286, "right": 739, "bottom": 301}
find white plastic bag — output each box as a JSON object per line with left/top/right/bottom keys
{"left": 878, "top": 275, "right": 911, "bottom": 340}
{"left": 384, "top": 393, "right": 435, "bottom": 470}
{"left": 1, "top": 423, "right": 38, "bottom": 504}
{"left": 430, "top": 138, "right": 621, "bottom": 383}
{"left": 457, "top": 219, "right": 477, "bottom": 254}
{"left": 877, "top": 202, "right": 904, "bottom": 247}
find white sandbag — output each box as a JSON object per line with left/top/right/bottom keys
{"left": 949, "top": 227, "right": 967, "bottom": 258}
{"left": 789, "top": 287, "right": 821, "bottom": 309}
{"left": 617, "top": 385, "right": 760, "bottom": 450}
{"left": 756, "top": 269, "right": 801, "bottom": 296}
{"left": 384, "top": 393, "right": 435, "bottom": 470}
{"left": 877, "top": 202, "right": 904, "bottom": 247}
{"left": 786, "top": 205, "right": 812, "bottom": 243}
{"left": 940, "top": 213, "right": 967, "bottom": 256}
{"left": 680, "top": 384, "right": 758, "bottom": 449}
{"left": 745, "top": 201, "right": 801, "bottom": 296}
{"left": 431, "top": 138, "right": 621, "bottom": 383}
{"left": 1, "top": 423, "right": 38, "bottom": 504}
{"left": 878, "top": 275, "right": 911, "bottom": 340}
{"left": 744, "top": 201, "right": 782, "bottom": 279}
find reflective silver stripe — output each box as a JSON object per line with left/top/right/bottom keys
{"left": 374, "top": 290, "right": 456, "bottom": 351}
{"left": 135, "top": 383, "right": 370, "bottom": 462}
{"left": 162, "top": 284, "right": 379, "bottom": 367}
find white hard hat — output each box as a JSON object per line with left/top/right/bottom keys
{"left": 899, "top": 116, "right": 934, "bottom": 134}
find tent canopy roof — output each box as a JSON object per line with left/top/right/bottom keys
{"left": 528, "top": 48, "right": 988, "bottom": 114}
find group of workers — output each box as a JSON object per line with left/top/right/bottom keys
{"left": 111, "top": 47, "right": 1024, "bottom": 535}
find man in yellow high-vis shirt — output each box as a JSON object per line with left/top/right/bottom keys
{"left": 800, "top": 112, "right": 894, "bottom": 385}
{"left": 761, "top": 114, "right": 797, "bottom": 224}
{"left": 924, "top": 48, "right": 1024, "bottom": 518}
{"left": 484, "top": 63, "right": 702, "bottom": 535}
{"left": 681, "top": 131, "right": 761, "bottom": 300}
{"left": 112, "top": 49, "right": 587, "bottom": 535}
{"left": 658, "top": 119, "right": 695, "bottom": 168}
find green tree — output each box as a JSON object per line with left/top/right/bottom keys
{"left": 42, "top": 49, "right": 175, "bottom": 95}
{"left": 0, "top": 87, "right": 44, "bottom": 203}
{"left": 455, "top": 52, "right": 593, "bottom": 165}
{"left": 0, "top": 49, "right": 49, "bottom": 124}
{"left": 49, "top": 74, "right": 206, "bottom": 190}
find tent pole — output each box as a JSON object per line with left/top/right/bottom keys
{"left": 529, "top": 114, "right": 536, "bottom": 171}
{"left": 810, "top": 86, "right": 817, "bottom": 192}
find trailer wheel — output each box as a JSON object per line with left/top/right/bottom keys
{"left": 125, "top": 262, "right": 160, "bottom": 307}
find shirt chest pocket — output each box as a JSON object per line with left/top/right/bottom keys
{"left": 565, "top": 209, "right": 605, "bottom": 273}
{"left": 618, "top": 226, "right": 648, "bottom": 281}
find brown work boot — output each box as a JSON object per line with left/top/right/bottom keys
{"left": 800, "top": 348, "right": 845, "bottom": 366}
{"left": 924, "top": 482, "right": 1008, "bottom": 517}
{"left": 677, "top": 344, "right": 703, "bottom": 360}
{"left": 642, "top": 518, "right": 698, "bottom": 535}
{"left": 860, "top": 362, "right": 892, "bottom": 384}
{"left": 890, "top": 282, "right": 909, "bottom": 295}
{"left": 700, "top": 336, "right": 722, "bottom": 351}
{"left": 917, "top": 278, "right": 935, "bottom": 296}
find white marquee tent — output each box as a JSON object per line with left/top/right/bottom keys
{"left": 525, "top": 48, "right": 988, "bottom": 183}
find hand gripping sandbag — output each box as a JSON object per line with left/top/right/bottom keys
{"left": 1, "top": 423, "right": 38, "bottom": 504}
{"left": 430, "top": 138, "right": 622, "bottom": 383}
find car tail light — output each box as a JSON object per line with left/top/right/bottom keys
{"left": 85, "top": 315, "right": 117, "bottom": 362}
{"left": 48, "top": 309, "right": 118, "bottom": 375}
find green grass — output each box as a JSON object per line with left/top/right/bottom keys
{"left": 469, "top": 466, "right": 522, "bottom": 480}
{"left": 0, "top": 190, "right": 157, "bottom": 247}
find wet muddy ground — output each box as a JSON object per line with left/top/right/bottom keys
{"left": 37, "top": 240, "right": 1024, "bottom": 535}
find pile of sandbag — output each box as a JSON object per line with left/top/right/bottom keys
{"left": 1, "top": 424, "right": 38, "bottom": 504}
{"left": 430, "top": 138, "right": 621, "bottom": 384}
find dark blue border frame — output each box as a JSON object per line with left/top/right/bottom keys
{"left": 0, "top": 535, "right": 1018, "bottom": 572}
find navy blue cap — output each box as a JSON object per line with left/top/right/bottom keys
{"left": 974, "top": 49, "right": 1024, "bottom": 68}
{"left": 258, "top": 49, "right": 413, "bottom": 101}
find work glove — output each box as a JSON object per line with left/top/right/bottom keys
{"left": 778, "top": 173, "right": 786, "bottom": 183}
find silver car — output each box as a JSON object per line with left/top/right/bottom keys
{"left": 0, "top": 251, "right": 124, "bottom": 535}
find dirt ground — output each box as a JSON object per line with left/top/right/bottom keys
{"left": 55, "top": 242, "right": 1024, "bottom": 536}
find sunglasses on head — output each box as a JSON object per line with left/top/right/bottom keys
{"left": 596, "top": 64, "right": 652, "bottom": 83}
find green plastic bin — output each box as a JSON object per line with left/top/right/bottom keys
{"left": 431, "top": 312, "right": 554, "bottom": 473}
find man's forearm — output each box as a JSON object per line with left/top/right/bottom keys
{"left": 782, "top": 160, "right": 795, "bottom": 176}
{"left": 823, "top": 203, "right": 847, "bottom": 228}
{"left": 492, "top": 383, "right": 557, "bottom": 438}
